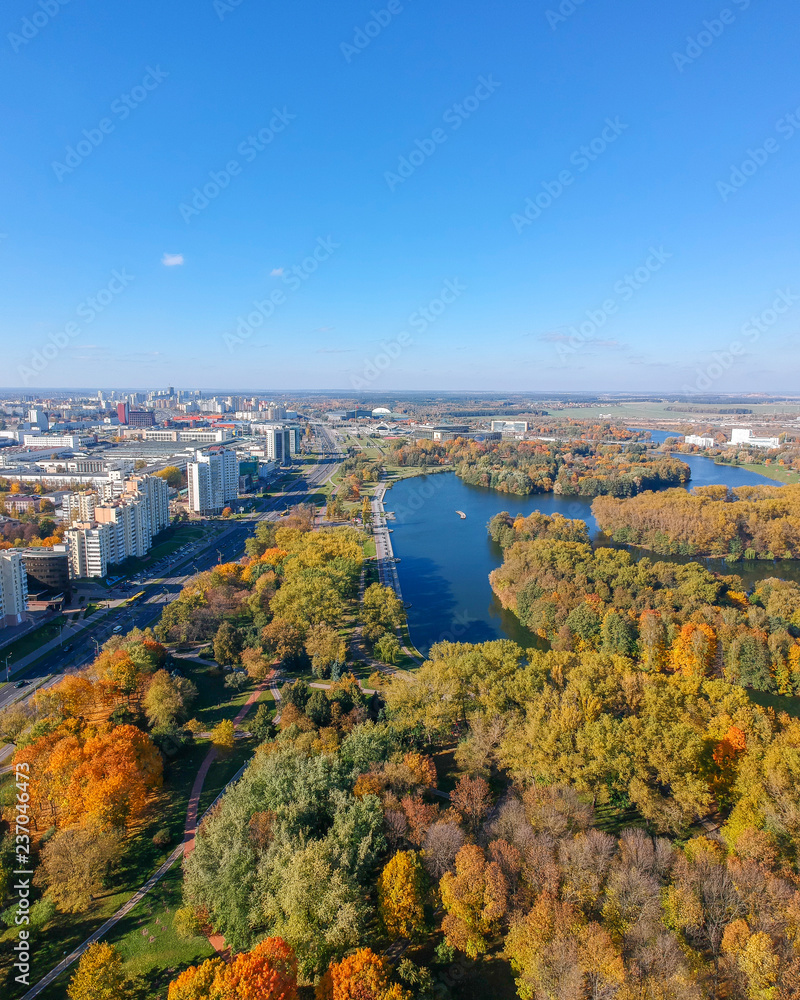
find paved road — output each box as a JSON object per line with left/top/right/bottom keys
{"left": 0, "top": 429, "right": 343, "bottom": 721}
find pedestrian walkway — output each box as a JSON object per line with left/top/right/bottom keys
{"left": 21, "top": 677, "right": 273, "bottom": 999}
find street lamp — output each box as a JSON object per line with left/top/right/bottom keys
{"left": 4, "top": 655, "right": 10, "bottom": 682}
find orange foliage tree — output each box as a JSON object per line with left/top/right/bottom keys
{"left": 440, "top": 844, "right": 508, "bottom": 958}
{"left": 317, "top": 948, "right": 407, "bottom": 1000}
{"left": 15, "top": 723, "right": 163, "bottom": 830}
{"left": 168, "top": 938, "right": 298, "bottom": 1000}
{"left": 670, "top": 622, "right": 717, "bottom": 678}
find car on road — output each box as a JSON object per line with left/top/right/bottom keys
{"left": 14, "top": 680, "right": 28, "bottom": 689}
{"left": 112, "top": 625, "right": 123, "bottom": 634}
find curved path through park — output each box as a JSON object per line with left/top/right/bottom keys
{"left": 21, "top": 676, "right": 279, "bottom": 999}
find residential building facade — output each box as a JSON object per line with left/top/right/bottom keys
{"left": 187, "top": 447, "right": 238, "bottom": 514}
{"left": 0, "top": 551, "right": 29, "bottom": 627}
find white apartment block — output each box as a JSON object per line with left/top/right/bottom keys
{"left": 126, "top": 474, "right": 170, "bottom": 534}
{"left": 0, "top": 551, "right": 28, "bottom": 628}
{"left": 62, "top": 474, "right": 172, "bottom": 578}
{"left": 65, "top": 522, "right": 113, "bottom": 579}
{"left": 259, "top": 425, "right": 293, "bottom": 465}
{"left": 684, "top": 435, "right": 715, "bottom": 448}
{"left": 64, "top": 491, "right": 98, "bottom": 524}
{"left": 187, "top": 447, "right": 238, "bottom": 514}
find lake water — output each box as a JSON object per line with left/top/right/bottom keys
{"left": 388, "top": 452, "right": 792, "bottom": 655}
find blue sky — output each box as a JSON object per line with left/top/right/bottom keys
{"left": 1, "top": 0, "right": 798, "bottom": 392}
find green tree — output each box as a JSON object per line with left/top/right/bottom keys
{"left": 374, "top": 633, "right": 402, "bottom": 665}
{"left": 214, "top": 622, "right": 241, "bottom": 667}
{"left": 143, "top": 670, "right": 198, "bottom": 730}
{"left": 154, "top": 465, "right": 184, "bottom": 489}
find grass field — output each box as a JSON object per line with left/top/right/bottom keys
{"left": 748, "top": 689, "right": 800, "bottom": 717}
{"left": 6, "top": 658, "right": 268, "bottom": 998}
{"left": 723, "top": 462, "right": 800, "bottom": 484}
{"left": 0, "top": 617, "right": 65, "bottom": 666}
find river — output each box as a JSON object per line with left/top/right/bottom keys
{"left": 387, "top": 449, "right": 794, "bottom": 655}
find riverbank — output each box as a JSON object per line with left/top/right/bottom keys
{"left": 387, "top": 454, "right": 795, "bottom": 654}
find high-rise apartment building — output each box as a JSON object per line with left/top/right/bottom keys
{"left": 0, "top": 551, "right": 28, "bottom": 628}
{"left": 62, "top": 474, "right": 171, "bottom": 579}
{"left": 263, "top": 426, "right": 292, "bottom": 465}
{"left": 125, "top": 474, "right": 170, "bottom": 534}
{"left": 65, "top": 522, "right": 113, "bottom": 579}
{"left": 64, "top": 491, "right": 98, "bottom": 524}
{"left": 187, "top": 447, "right": 238, "bottom": 514}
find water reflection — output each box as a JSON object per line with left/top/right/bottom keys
{"left": 389, "top": 453, "right": 787, "bottom": 656}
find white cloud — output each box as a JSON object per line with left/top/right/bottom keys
{"left": 162, "top": 253, "right": 184, "bottom": 267}
{"left": 270, "top": 267, "right": 284, "bottom": 277}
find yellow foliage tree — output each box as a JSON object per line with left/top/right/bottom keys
{"left": 67, "top": 943, "right": 133, "bottom": 1000}
{"left": 378, "top": 850, "right": 427, "bottom": 940}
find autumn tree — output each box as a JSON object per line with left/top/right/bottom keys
{"left": 670, "top": 622, "right": 717, "bottom": 678}
{"left": 378, "top": 850, "right": 428, "bottom": 940}
{"left": 67, "top": 943, "right": 134, "bottom": 1000}
{"left": 213, "top": 936, "right": 299, "bottom": 1000}
{"left": 167, "top": 958, "right": 225, "bottom": 1000}
{"left": 155, "top": 465, "right": 185, "bottom": 489}
{"left": 35, "top": 825, "right": 120, "bottom": 913}
{"left": 241, "top": 646, "right": 272, "bottom": 682}
{"left": 143, "top": 670, "right": 198, "bottom": 730}
{"left": 451, "top": 775, "right": 492, "bottom": 835}
{"left": 440, "top": 844, "right": 508, "bottom": 958}
{"left": 305, "top": 625, "right": 347, "bottom": 679}
{"left": 319, "top": 947, "right": 393, "bottom": 1000}
{"left": 212, "top": 719, "right": 235, "bottom": 751}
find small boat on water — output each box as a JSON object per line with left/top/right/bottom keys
{"left": 456, "top": 510, "right": 467, "bottom": 519}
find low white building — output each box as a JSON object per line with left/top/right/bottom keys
{"left": 729, "top": 428, "right": 781, "bottom": 450}
{"left": 22, "top": 433, "right": 81, "bottom": 449}
{"left": 684, "top": 435, "right": 715, "bottom": 448}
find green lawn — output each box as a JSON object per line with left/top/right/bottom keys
{"left": 748, "top": 689, "right": 800, "bottom": 717}
{"left": 5, "top": 662, "right": 267, "bottom": 997}
{"left": 0, "top": 618, "right": 65, "bottom": 666}
{"left": 720, "top": 462, "right": 800, "bottom": 484}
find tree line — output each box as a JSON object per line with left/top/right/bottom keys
{"left": 489, "top": 510, "right": 800, "bottom": 695}
{"left": 593, "top": 483, "right": 800, "bottom": 559}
